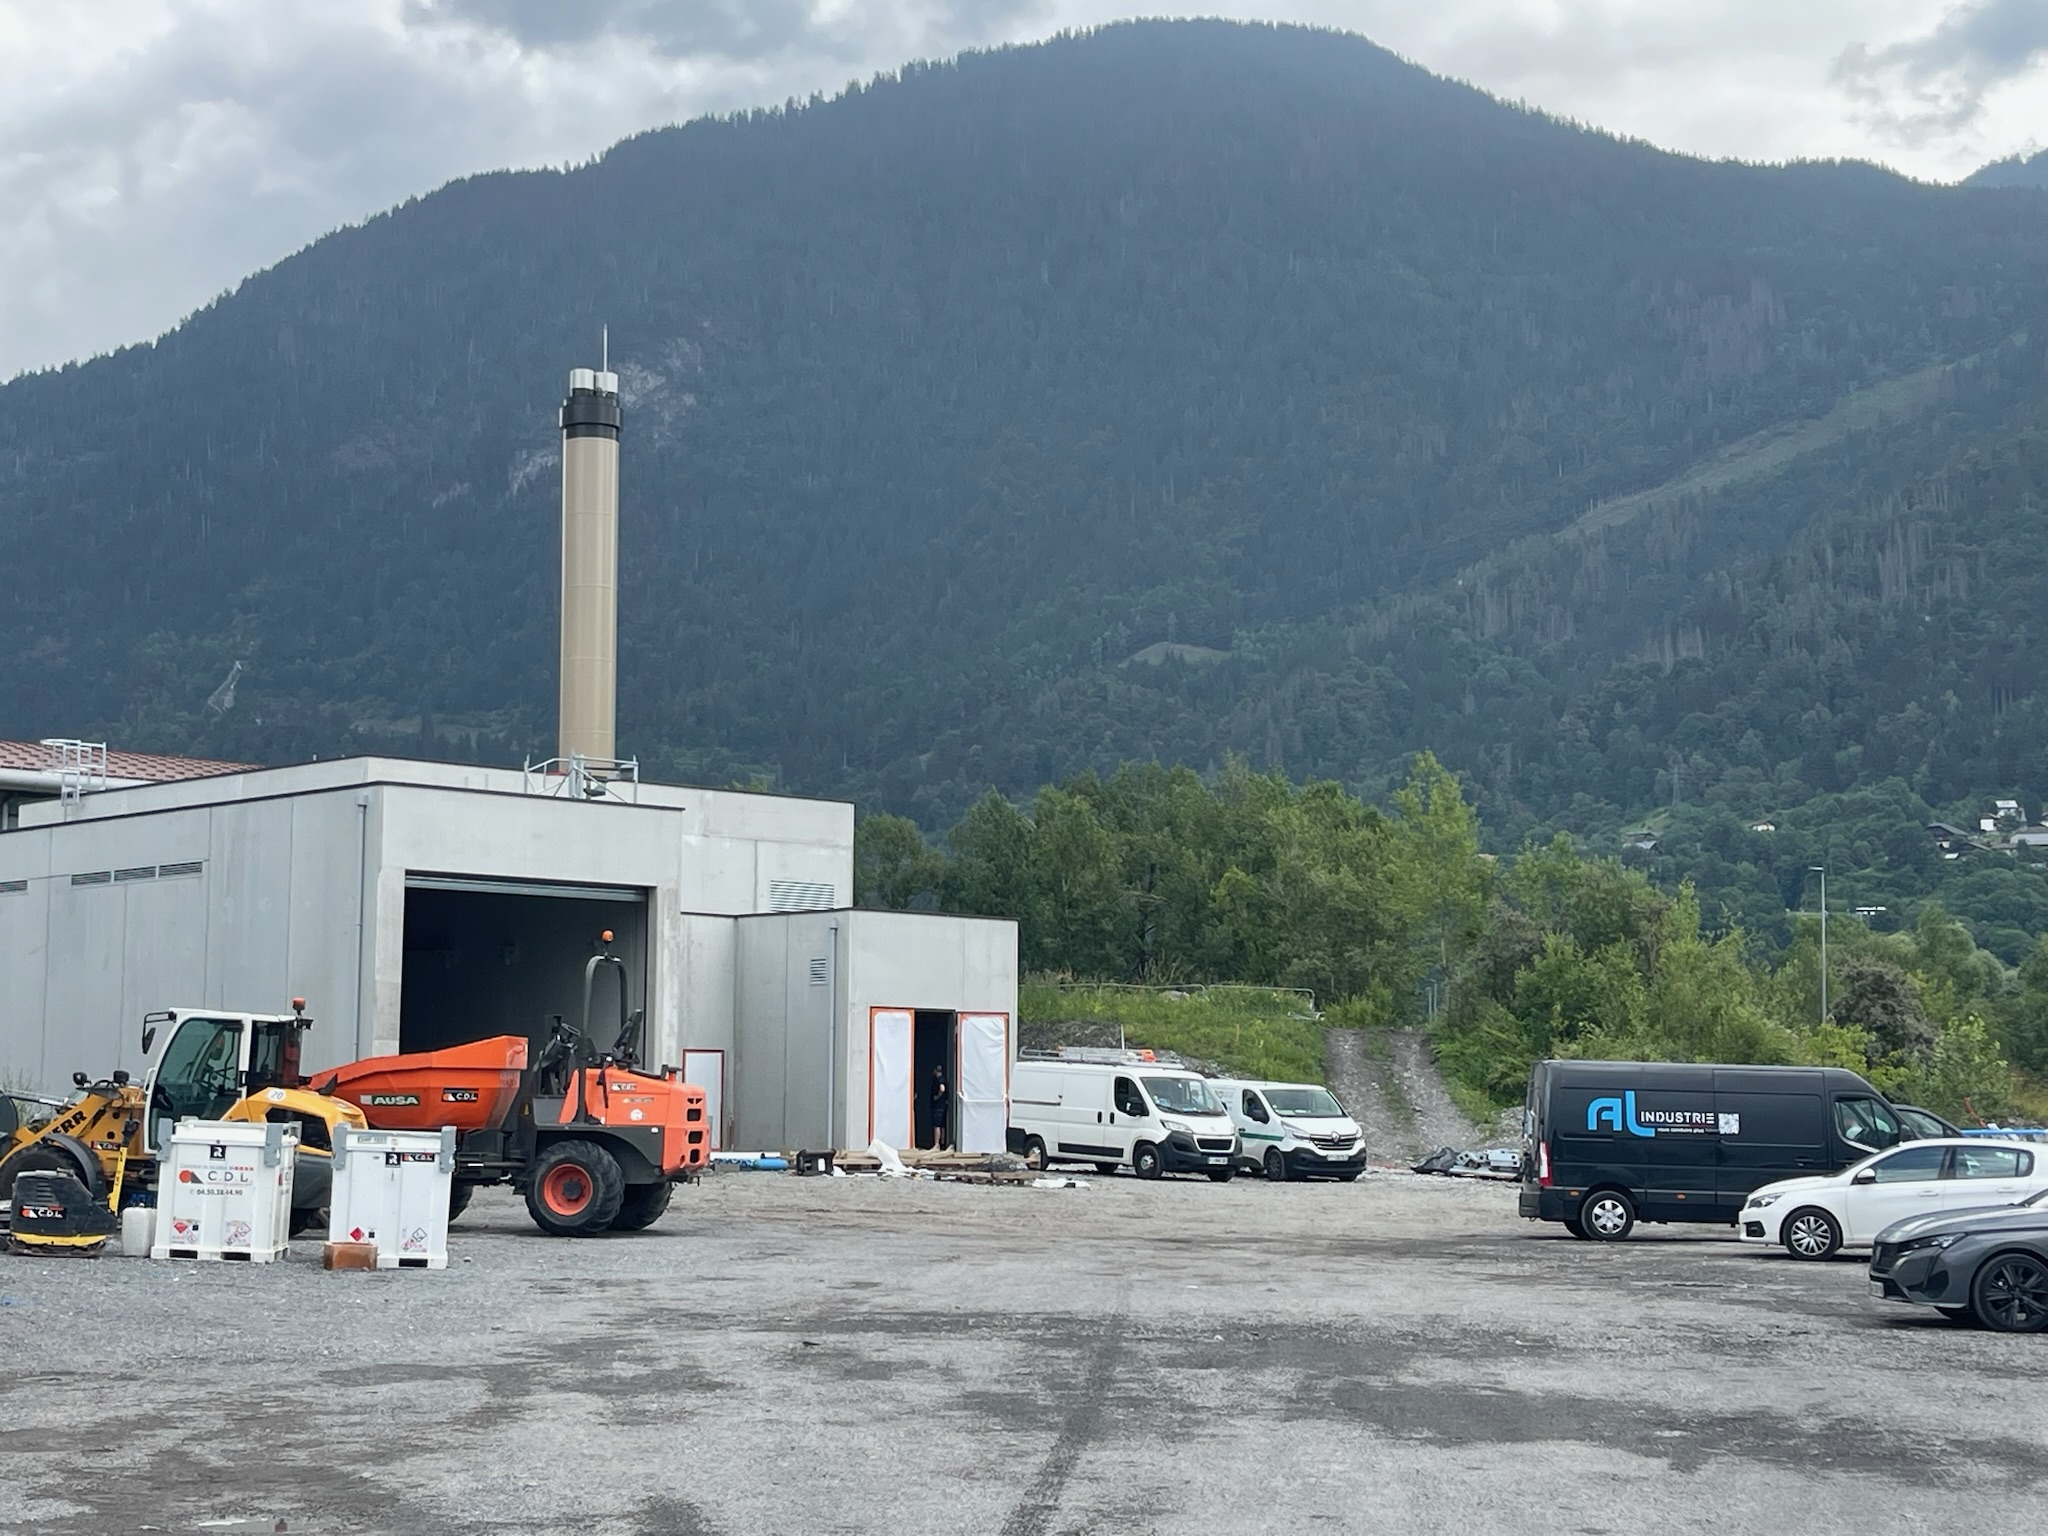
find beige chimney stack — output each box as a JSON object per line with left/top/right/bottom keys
{"left": 558, "top": 364, "right": 623, "bottom": 763}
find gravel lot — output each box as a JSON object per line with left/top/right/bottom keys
{"left": 3, "top": 1169, "right": 2044, "bottom": 1535}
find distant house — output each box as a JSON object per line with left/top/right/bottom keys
{"left": 1749, "top": 820, "right": 1777, "bottom": 834}
{"left": 1927, "top": 822, "right": 1982, "bottom": 859}
{"left": 2008, "top": 825, "right": 2048, "bottom": 849}
{"left": 1622, "top": 829, "right": 1660, "bottom": 853}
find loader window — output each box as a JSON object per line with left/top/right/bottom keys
{"left": 153, "top": 1017, "right": 245, "bottom": 1125}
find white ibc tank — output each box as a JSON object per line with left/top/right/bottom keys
{"left": 329, "top": 1125, "right": 456, "bottom": 1270}
{"left": 152, "top": 1120, "right": 298, "bottom": 1262}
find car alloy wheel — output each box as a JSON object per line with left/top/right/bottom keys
{"left": 1972, "top": 1253, "right": 2048, "bottom": 1333}
{"left": 1783, "top": 1208, "right": 1841, "bottom": 1261}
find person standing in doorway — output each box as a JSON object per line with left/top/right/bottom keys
{"left": 929, "top": 1062, "right": 952, "bottom": 1151}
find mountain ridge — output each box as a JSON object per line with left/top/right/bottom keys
{"left": 2, "top": 18, "right": 2045, "bottom": 847}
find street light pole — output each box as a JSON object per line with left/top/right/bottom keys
{"left": 1810, "top": 865, "right": 1828, "bottom": 1025}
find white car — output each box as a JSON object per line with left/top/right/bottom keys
{"left": 1739, "top": 1138, "right": 2048, "bottom": 1260}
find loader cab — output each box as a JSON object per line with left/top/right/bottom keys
{"left": 139, "top": 1004, "right": 313, "bottom": 1154}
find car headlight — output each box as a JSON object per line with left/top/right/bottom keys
{"left": 1901, "top": 1232, "right": 1964, "bottom": 1252}
{"left": 1746, "top": 1192, "right": 1783, "bottom": 1209}
{"left": 1160, "top": 1118, "right": 1191, "bottom": 1135}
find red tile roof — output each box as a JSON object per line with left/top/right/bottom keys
{"left": 0, "top": 740, "right": 255, "bottom": 782}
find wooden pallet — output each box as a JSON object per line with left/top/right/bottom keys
{"left": 802, "top": 1149, "right": 1039, "bottom": 1183}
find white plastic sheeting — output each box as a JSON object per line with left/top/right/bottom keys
{"left": 869, "top": 1008, "right": 913, "bottom": 1147}
{"left": 956, "top": 1011, "right": 1010, "bottom": 1154}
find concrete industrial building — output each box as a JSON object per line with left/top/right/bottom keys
{"left": 1, "top": 358, "right": 1018, "bottom": 1153}
{"left": 0, "top": 756, "right": 1017, "bottom": 1153}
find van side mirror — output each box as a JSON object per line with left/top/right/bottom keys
{"left": 1851, "top": 1168, "right": 1877, "bottom": 1185}
{"left": 140, "top": 1026, "right": 156, "bottom": 1055}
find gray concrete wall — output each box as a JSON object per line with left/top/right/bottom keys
{"left": 0, "top": 760, "right": 852, "bottom": 1096}
{"left": 838, "top": 910, "right": 1019, "bottom": 1148}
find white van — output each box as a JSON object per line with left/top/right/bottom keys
{"left": 1008, "top": 1054, "right": 1241, "bottom": 1180}
{"left": 1215, "top": 1079, "right": 1367, "bottom": 1182}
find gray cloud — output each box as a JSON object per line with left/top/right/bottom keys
{"left": 1835, "top": 0, "right": 2048, "bottom": 141}
{"left": 407, "top": 0, "right": 1051, "bottom": 62}
{"left": 3, "top": 3, "right": 2045, "bottom": 382}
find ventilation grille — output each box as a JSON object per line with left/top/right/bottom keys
{"left": 768, "top": 879, "right": 835, "bottom": 913}
{"left": 115, "top": 866, "right": 157, "bottom": 882}
{"left": 807, "top": 957, "right": 831, "bottom": 987}
{"left": 0, "top": 880, "right": 25, "bottom": 895}
{"left": 70, "top": 871, "right": 112, "bottom": 887}
{"left": 159, "top": 860, "right": 204, "bottom": 878}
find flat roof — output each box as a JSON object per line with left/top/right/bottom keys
{"left": 10, "top": 753, "right": 853, "bottom": 837}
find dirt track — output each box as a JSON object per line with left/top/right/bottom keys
{"left": 1325, "top": 1026, "right": 1484, "bottom": 1162}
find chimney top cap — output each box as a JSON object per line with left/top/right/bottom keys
{"left": 567, "top": 367, "right": 619, "bottom": 396}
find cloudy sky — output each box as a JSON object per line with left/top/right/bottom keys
{"left": 2, "top": 0, "right": 2044, "bottom": 381}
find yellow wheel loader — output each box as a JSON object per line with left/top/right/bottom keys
{"left": 0, "top": 1002, "right": 365, "bottom": 1239}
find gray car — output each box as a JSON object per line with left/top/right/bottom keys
{"left": 1868, "top": 1186, "right": 2048, "bottom": 1332}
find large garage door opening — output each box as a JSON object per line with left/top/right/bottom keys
{"left": 400, "top": 876, "right": 648, "bottom": 1058}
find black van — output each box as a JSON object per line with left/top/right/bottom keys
{"left": 1519, "top": 1060, "right": 1905, "bottom": 1240}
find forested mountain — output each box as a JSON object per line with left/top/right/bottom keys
{"left": 1966, "top": 148, "right": 2048, "bottom": 189}
{"left": 4, "top": 19, "right": 2047, "bottom": 884}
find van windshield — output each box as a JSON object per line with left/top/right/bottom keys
{"left": 1143, "top": 1076, "right": 1221, "bottom": 1115}
{"left": 1266, "top": 1088, "right": 1343, "bottom": 1117}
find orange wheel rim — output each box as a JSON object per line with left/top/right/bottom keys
{"left": 543, "top": 1163, "right": 592, "bottom": 1215}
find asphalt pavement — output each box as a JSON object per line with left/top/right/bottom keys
{"left": 2, "top": 1168, "right": 2042, "bottom": 1534}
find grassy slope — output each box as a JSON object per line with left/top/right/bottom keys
{"left": 1017, "top": 982, "right": 1328, "bottom": 1083}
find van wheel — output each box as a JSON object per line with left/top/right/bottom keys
{"left": 1132, "top": 1142, "right": 1163, "bottom": 1180}
{"left": 1782, "top": 1207, "right": 1841, "bottom": 1261}
{"left": 1263, "top": 1148, "right": 1290, "bottom": 1183}
{"left": 1206, "top": 1168, "right": 1234, "bottom": 1183}
{"left": 1095, "top": 1162, "right": 1119, "bottom": 1177}
{"left": 1023, "top": 1137, "right": 1048, "bottom": 1172}
{"left": 1580, "top": 1189, "right": 1635, "bottom": 1241}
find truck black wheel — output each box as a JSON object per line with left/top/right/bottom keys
{"left": 1782, "top": 1207, "right": 1841, "bottom": 1261}
{"left": 288, "top": 1205, "right": 326, "bottom": 1238}
{"left": 1206, "top": 1167, "right": 1235, "bottom": 1183}
{"left": 448, "top": 1182, "right": 476, "bottom": 1222}
{"left": 1263, "top": 1147, "right": 1290, "bottom": 1183}
{"left": 1580, "top": 1189, "right": 1635, "bottom": 1241}
{"left": 1971, "top": 1252, "right": 2048, "bottom": 1333}
{"left": 1094, "top": 1162, "right": 1119, "bottom": 1177}
{"left": 609, "top": 1181, "right": 673, "bottom": 1232}
{"left": 525, "top": 1140, "right": 626, "bottom": 1236}
{"left": 1132, "top": 1142, "right": 1163, "bottom": 1180}
{"left": 1023, "top": 1136, "right": 1048, "bottom": 1172}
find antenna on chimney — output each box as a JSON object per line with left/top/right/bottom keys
{"left": 601, "top": 324, "right": 608, "bottom": 373}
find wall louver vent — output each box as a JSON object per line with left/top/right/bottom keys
{"left": 769, "top": 879, "right": 835, "bottom": 912}
{"left": 807, "top": 957, "right": 831, "bottom": 987}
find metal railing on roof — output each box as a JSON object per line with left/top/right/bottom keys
{"left": 520, "top": 752, "right": 641, "bottom": 804}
